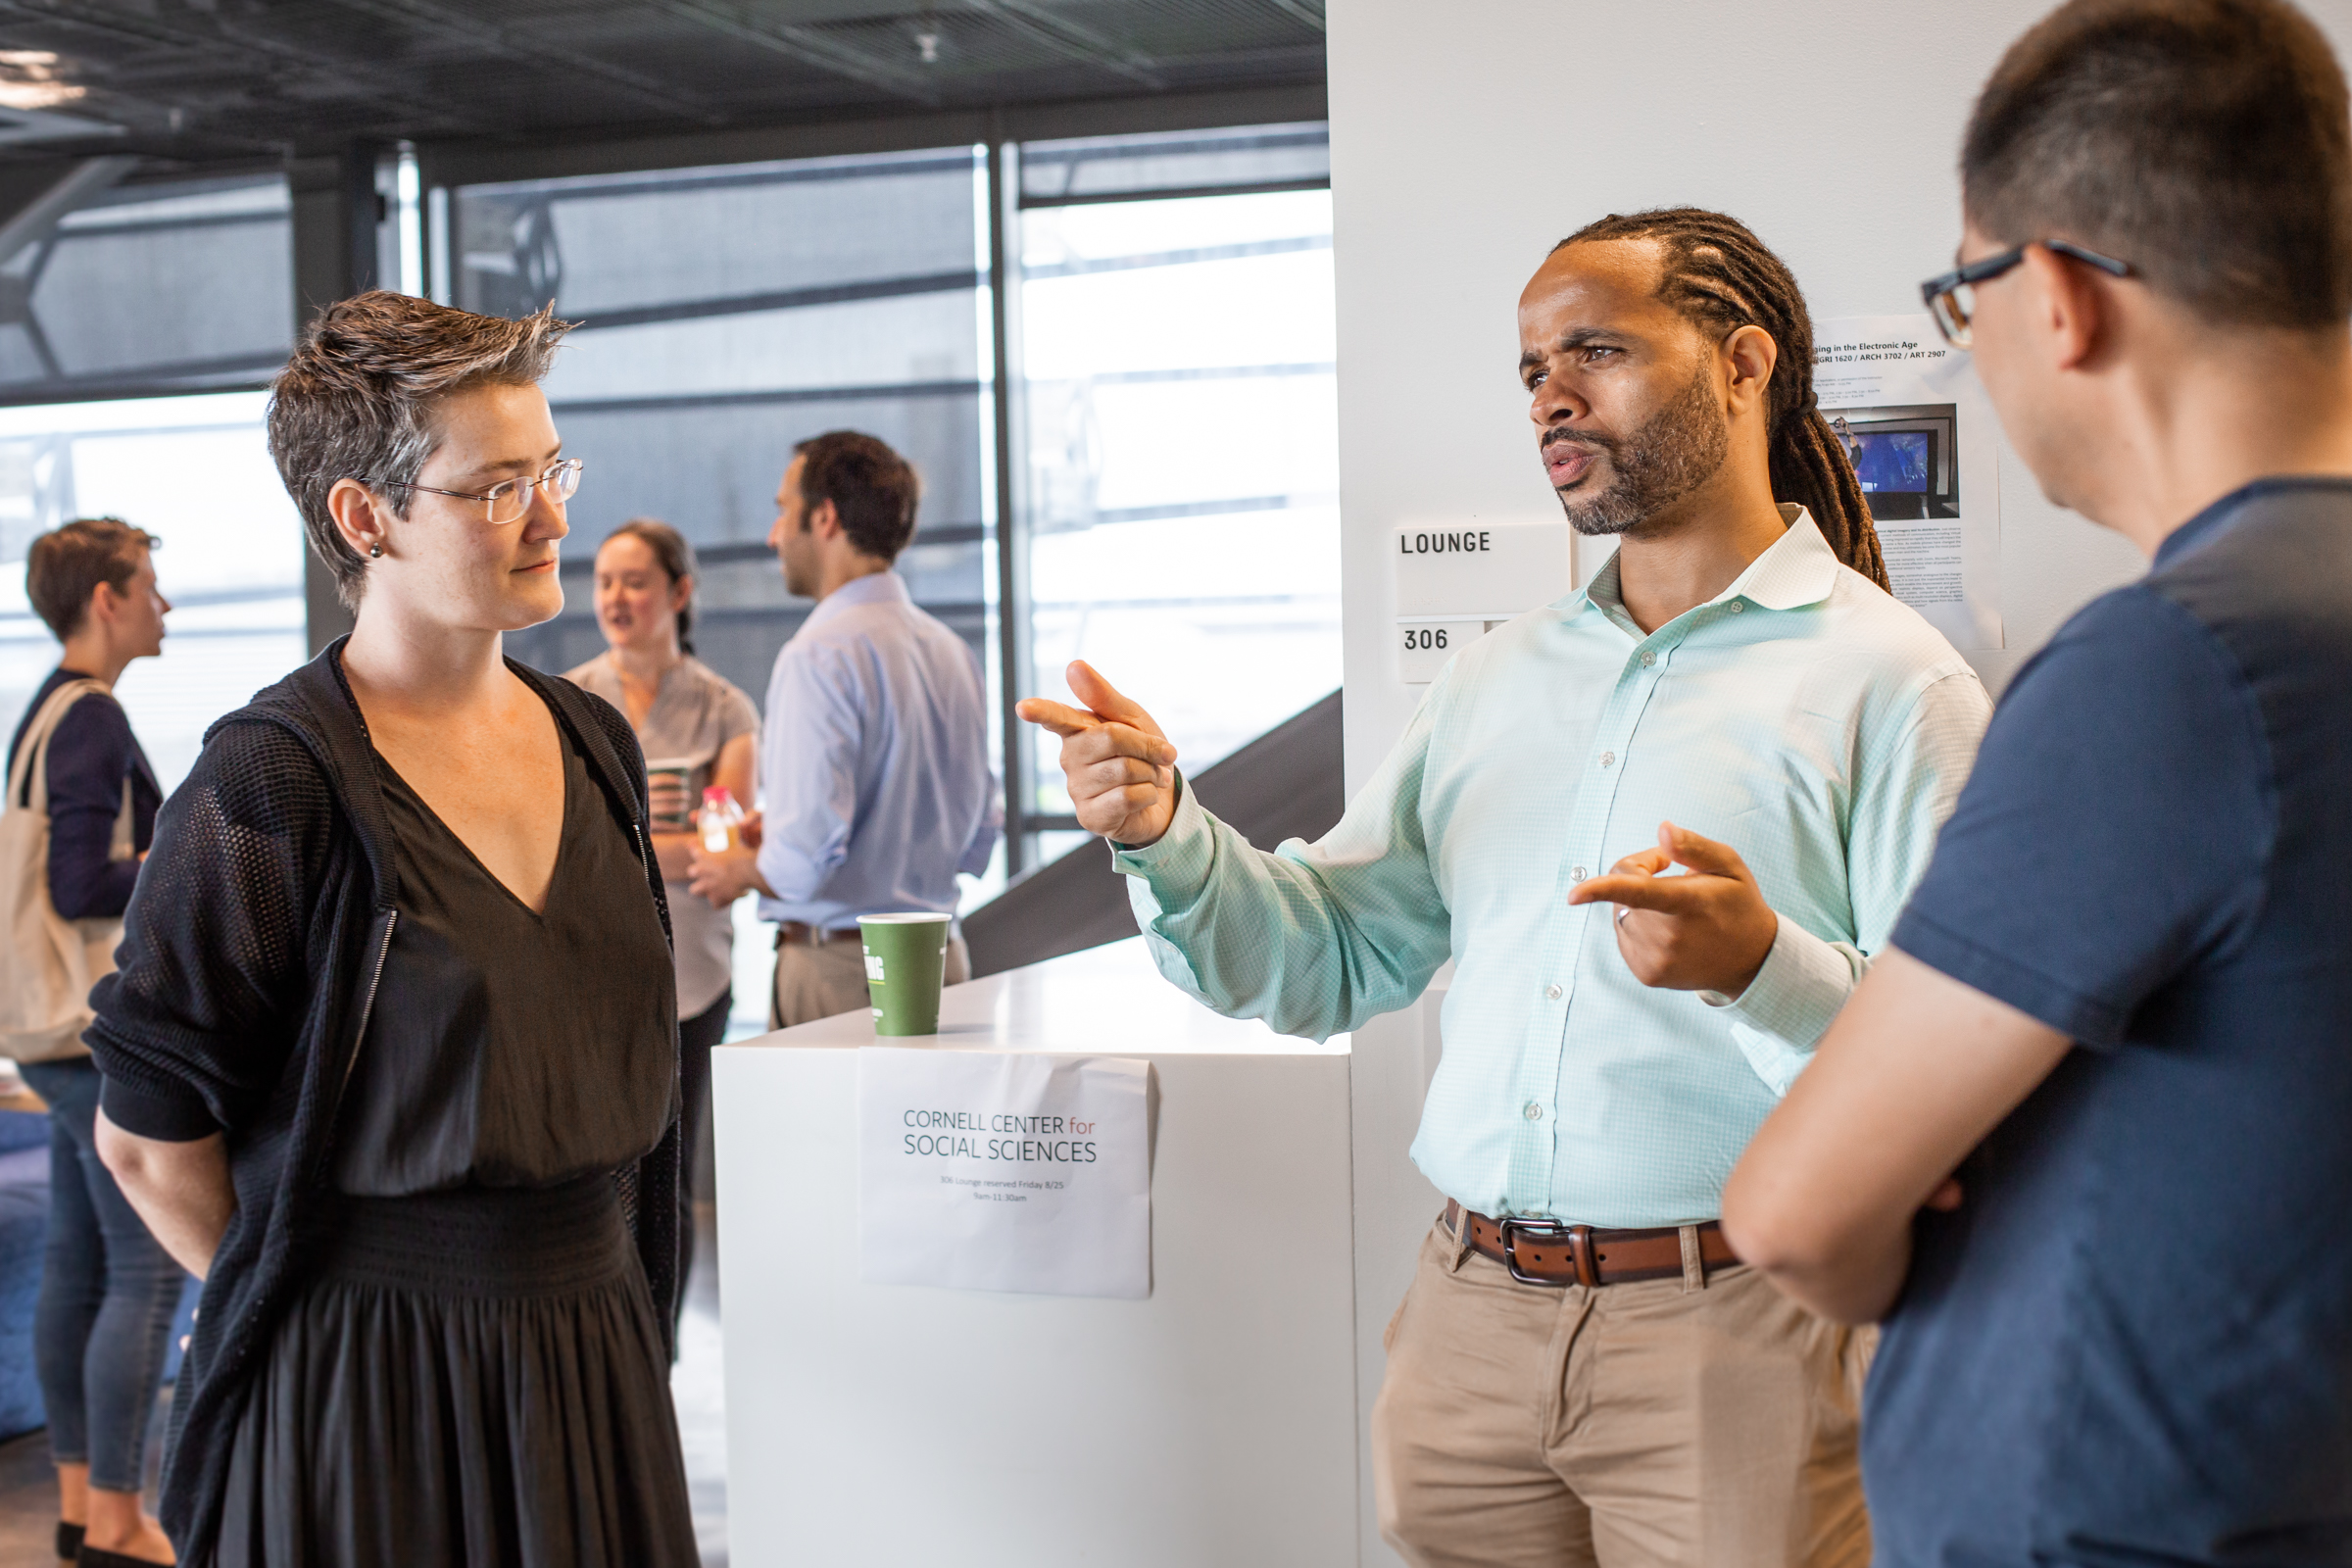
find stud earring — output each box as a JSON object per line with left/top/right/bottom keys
{"left": 368, "top": 543, "right": 383, "bottom": 559}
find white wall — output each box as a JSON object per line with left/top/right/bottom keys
{"left": 1325, "top": 2, "right": 2352, "bottom": 1561}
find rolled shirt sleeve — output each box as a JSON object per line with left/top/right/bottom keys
{"left": 959, "top": 781, "right": 1004, "bottom": 879}
{"left": 756, "top": 641, "right": 862, "bottom": 908}
{"left": 957, "top": 650, "right": 1003, "bottom": 880}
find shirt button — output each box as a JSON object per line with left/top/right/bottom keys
{"left": 1728, "top": 600, "right": 1746, "bottom": 613}
{"left": 1523, "top": 1101, "right": 1544, "bottom": 1121}
{"left": 1545, "top": 983, "right": 1562, "bottom": 1001}
{"left": 1599, "top": 751, "right": 1615, "bottom": 768}
{"left": 1571, "top": 865, "right": 1588, "bottom": 883}
{"left": 1641, "top": 650, "right": 1656, "bottom": 667}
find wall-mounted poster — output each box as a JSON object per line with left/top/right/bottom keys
{"left": 1814, "top": 315, "right": 2003, "bottom": 650}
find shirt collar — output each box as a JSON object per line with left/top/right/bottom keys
{"left": 805, "top": 568, "right": 908, "bottom": 630}
{"left": 1571, "top": 504, "right": 1840, "bottom": 622}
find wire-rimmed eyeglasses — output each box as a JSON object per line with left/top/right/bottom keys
{"left": 365, "top": 458, "right": 583, "bottom": 524}
{"left": 1919, "top": 240, "right": 2132, "bottom": 348}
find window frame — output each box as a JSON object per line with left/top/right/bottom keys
{"left": 0, "top": 91, "right": 1332, "bottom": 879}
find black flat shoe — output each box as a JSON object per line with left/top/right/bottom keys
{"left": 76, "top": 1544, "right": 172, "bottom": 1568}
{"left": 55, "top": 1521, "right": 83, "bottom": 1562}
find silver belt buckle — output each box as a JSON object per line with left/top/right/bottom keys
{"left": 1497, "top": 1216, "right": 1574, "bottom": 1286}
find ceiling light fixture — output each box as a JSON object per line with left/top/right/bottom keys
{"left": 0, "top": 51, "right": 86, "bottom": 111}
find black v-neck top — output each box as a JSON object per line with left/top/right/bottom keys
{"left": 334, "top": 710, "right": 677, "bottom": 1197}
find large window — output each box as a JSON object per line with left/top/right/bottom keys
{"left": 1010, "top": 125, "right": 1340, "bottom": 854}
{"left": 0, "top": 174, "right": 292, "bottom": 400}
{"left": 0, "top": 391, "right": 306, "bottom": 791}
{"left": 0, "top": 128, "right": 1343, "bottom": 905}
{"left": 448, "top": 149, "right": 998, "bottom": 1031}
{"left": 0, "top": 168, "right": 304, "bottom": 788}
{"left": 450, "top": 150, "right": 994, "bottom": 722}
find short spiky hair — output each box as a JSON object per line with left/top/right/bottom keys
{"left": 1965, "top": 0, "right": 2352, "bottom": 328}
{"left": 267, "top": 291, "right": 572, "bottom": 608}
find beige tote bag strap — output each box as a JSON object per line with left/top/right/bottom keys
{"left": 11, "top": 679, "right": 113, "bottom": 818}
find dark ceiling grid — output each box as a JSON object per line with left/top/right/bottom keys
{"left": 647, "top": 0, "right": 952, "bottom": 105}
{"left": 0, "top": 0, "right": 505, "bottom": 152}
{"left": 961, "top": 0, "right": 1164, "bottom": 88}
{"left": 324, "top": 0, "right": 733, "bottom": 126}
{"left": 0, "top": 0, "right": 1324, "bottom": 181}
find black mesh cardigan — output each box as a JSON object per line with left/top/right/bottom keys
{"left": 83, "top": 639, "right": 681, "bottom": 1566}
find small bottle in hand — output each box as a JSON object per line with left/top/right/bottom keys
{"left": 697, "top": 786, "right": 745, "bottom": 855}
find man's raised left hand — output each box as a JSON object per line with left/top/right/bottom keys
{"left": 1567, "top": 821, "right": 1779, "bottom": 996}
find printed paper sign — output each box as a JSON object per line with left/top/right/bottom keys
{"left": 858, "top": 1049, "right": 1152, "bottom": 1299}
{"left": 1393, "top": 519, "right": 1573, "bottom": 621}
{"left": 1814, "top": 315, "right": 2004, "bottom": 651}
{"left": 1393, "top": 519, "right": 1575, "bottom": 683}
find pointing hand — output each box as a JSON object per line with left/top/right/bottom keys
{"left": 1014, "top": 662, "right": 1180, "bottom": 848}
{"left": 1567, "top": 820, "right": 1780, "bottom": 996}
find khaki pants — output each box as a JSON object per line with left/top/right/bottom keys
{"left": 768, "top": 931, "right": 970, "bottom": 1030}
{"left": 1372, "top": 1218, "right": 1872, "bottom": 1568}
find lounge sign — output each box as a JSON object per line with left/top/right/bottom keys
{"left": 858, "top": 1048, "right": 1152, "bottom": 1299}
{"left": 1396, "top": 519, "right": 1573, "bottom": 682}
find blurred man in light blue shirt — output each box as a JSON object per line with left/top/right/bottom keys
{"left": 1022, "top": 211, "right": 1988, "bottom": 1567}
{"left": 690, "top": 430, "right": 997, "bottom": 1027}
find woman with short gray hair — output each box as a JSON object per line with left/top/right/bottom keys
{"left": 80, "top": 292, "right": 696, "bottom": 1568}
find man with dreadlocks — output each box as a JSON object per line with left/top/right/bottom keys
{"left": 1019, "top": 206, "right": 1987, "bottom": 1565}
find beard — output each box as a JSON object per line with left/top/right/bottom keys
{"left": 1545, "top": 364, "right": 1733, "bottom": 537}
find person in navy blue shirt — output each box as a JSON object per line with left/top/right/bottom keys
{"left": 8, "top": 516, "right": 177, "bottom": 1566}
{"left": 1721, "top": 1, "right": 2352, "bottom": 1563}
{"left": 7, "top": 543, "right": 166, "bottom": 922}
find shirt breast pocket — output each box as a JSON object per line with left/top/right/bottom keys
{"left": 1713, "top": 712, "right": 1854, "bottom": 913}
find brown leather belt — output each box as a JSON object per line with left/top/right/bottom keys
{"left": 775, "top": 920, "right": 863, "bottom": 948}
{"left": 1444, "top": 1200, "right": 1740, "bottom": 1288}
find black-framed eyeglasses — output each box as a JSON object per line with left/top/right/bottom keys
{"left": 1919, "top": 240, "right": 2132, "bottom": 348}
{"left": 365, "top": 458, "right": 583, "bottom": 524}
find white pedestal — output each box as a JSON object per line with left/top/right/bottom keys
{"left": 713, "top": 939, "right": 1359, "bottom": 1568}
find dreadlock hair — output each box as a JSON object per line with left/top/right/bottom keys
{"left": 1551, "top": 208, "right": 1890, "bottom": 591}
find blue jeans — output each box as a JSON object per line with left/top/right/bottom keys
{"left": 20, "top": 1056, "right": 185, "bottom": 1493}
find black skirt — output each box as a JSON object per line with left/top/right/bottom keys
{"left": 213, "top": 1176, "right": 698, "bottom": 1568}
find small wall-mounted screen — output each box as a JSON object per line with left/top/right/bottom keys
{"left": 1851, "top": 430, "right": 1930, "bottom": 494}
{"left": 1829, "top": 403, "right": 1959, "bottom": 520}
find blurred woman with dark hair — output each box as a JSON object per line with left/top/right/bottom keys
{"left": 567, "top": 518, "right": 757, "bottom": 1313}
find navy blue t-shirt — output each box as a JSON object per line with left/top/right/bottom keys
{"left": 1869, "top": 477, "right": 2352, "bottom": 1566}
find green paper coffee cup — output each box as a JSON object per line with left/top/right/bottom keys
{"left": 858, "top": 912, "right": 953, "bottom": 1037}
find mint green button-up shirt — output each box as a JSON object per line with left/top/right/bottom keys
{"left": 1114, "top": 508, "right": 1991, "bottom": 1227}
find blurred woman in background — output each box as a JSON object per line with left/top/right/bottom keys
{"left": 8, "top": 518, "right": 179, "bottom": 1566}
{"left": 566, "top": 519, "right": 757, "bottom": 1309}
